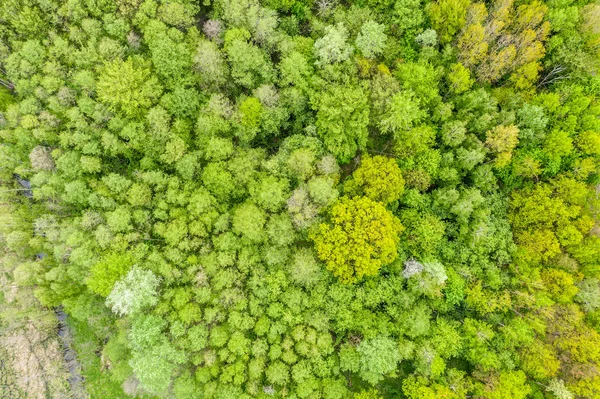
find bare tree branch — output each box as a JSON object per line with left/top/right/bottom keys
{"left": 537, "top": 65, "right": 568, "bottom": 88}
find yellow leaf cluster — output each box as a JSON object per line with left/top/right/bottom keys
{"left": 485, "top": 125, "right": 519, "bottom": 167}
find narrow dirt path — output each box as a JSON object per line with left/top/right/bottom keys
{"left": 55, "top": 308, "right": 89, "bottom": 399}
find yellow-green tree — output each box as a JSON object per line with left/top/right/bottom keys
{"left": 310, "top": 196, "right": 403, "bottom": 283}
{"left": 485, "top": 125, "right": 520, "bottom": 167}
{"left": 354, "top": 389, "right": 383, "bottom": 399}
{"left": 344, "top": 155, "right": 405, "bottom": 205}
{"left": 509, "top": 176, "right": 593, "bottom": 263}
{"left": 427, "top": 0, "right": 471, "bottom": 44}
{"left": 456, "top": 0, "right": 550, "bottom": 88}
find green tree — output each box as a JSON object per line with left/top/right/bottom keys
{"left": 355, "top": 21, "right": 387, "bottom": 59}
{"left": 250, "top": 175, "right": 290, "bottom": 212}
{"left": 266, "top": 360, "right": 290, "bottom": 385}
{"left": 378, "top": 90, "right": 424, "bottom": 136}
{"left": 130, "top": 342, "right": 184, "bottom": 395}
{"left": 447, "top": 63, "right": 474, "bottom": 94}
{"left": 485, "top": 125, "right": 519, "bottom": 166}
{"left": 224, "top": 29, "right": 274, "bottom": 89}
{"left": 575, "top": 279, "right": 600, "bottom": 313}
{"left": 509, "top": 177, "right": 591, "bottom": 263}
{"left": 232, "top": 202, "right": 267, "bottom": 243}
{"left": 392, "top": 0, "right": 425, "bottom": 35}
{"left": 354, "top": 389, "right": 383, "bottom": 399}
{"left": 315, "top": 84, "right": 370, "bottom": 163}
{"left": 357, "top": 336, "right": 401, "bottom": 385}
{"left": 288, "top": 248, "right": 322, "bottom": 287}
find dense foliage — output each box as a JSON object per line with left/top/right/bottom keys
{"left": 1, "top": 0, "right": 600, "bottom": 398}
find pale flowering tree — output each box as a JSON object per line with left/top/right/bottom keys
{"left": 313, "top": 24, "right": 352, "bottom": 67}
{"left": 355, "top": 21, "right": 387, "bottom": 59}
{"left": 106, "top": 266, "right": 160, "bottom": 316}
{"left": 546, "top": 379, "right": 574, "bottom": 399}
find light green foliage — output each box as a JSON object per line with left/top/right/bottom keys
{"left": 266, "top": 212, "right": 296, "bottom": 247}
{"left": 340, "top": 343, "right": 360, "bottom": 373}
{"left": 395, "top": 62, "right": 441, "bottom": 106}
{"left": 354, "top": 389, "right": 383, "bottom": 399}
{"left": 520, "top": 340, "right": 560, "bottom": 379}
{"left": 251, "top": 176, "right": 290, "bottom": 212}
{"left": 286, "top": 148, "right": 317, "bottom": 180}
{"left": 575, "top": 279, "right": 600, "bottom": 312}
{"left": 415, "top": 29, "right": 438, "bottom": 47}
{"left": 224, "top": 29, "right": 274, "bottom": 88}
{"left": 202, "top": 162, "right": 236, "bottom": 201}
{"left": 287, "top": 187, "right": 319, "bottom": 229}
{"left": 310, "top": 196, "right": 403, "bottom": 283}
{"left": 62, "top": 181, "right": 90, "bottom": 206}
{"left": 158, "top": 2, "right": 197, "bottom": 28}
{"left": 441, "top": 120, "right": 467, "bottom": 147}
{"left": 266, "top": 360, "right": 290, "bottom": 385}
{"left": 144, "top": 20, "right": 194, "bottom": 86}
{"left": 106, "top": 206, "right": 132, "bottom": 233}
{"left": 239, "top": 97, "right": 262, "bottom": 129}
{"left": 237, "top": 97, "right": 263, "bottom": 142}
{"left": 355, "top": 21, "right": 387, "bottom": 59}
{"left": 129, "top": 314, "right": 167, "bottom": 351}
{"left": 400, "top": 210, "right": 446, "bottom": 256}
{"left": 96, "top": 58, "right": 162, "bottom": 118}
{"left": 232, "top": 202, "right": 267, "bottom": 243}
{"left": 130, "top": 342, "right": 184, "bottom": 395}
{"left": 357, "top": 336, "right": 401, "bottom": 384}
{"left": 462, "top": 318, "right": 499, "bottom": 370}
{"left": 485, "top": 125, "right": 519, "bottom": 166}
{"left": 127, "top": 183, "right": 152, "bottom": 207}
{"left": 307, "top": 176, "right": 338, "bottom": 207}
{"left": 392, "top": 0, "right": 425, "bottom": 35}
{"left": 288, "top": 247, "right": 322, "bottom": 287}
{"left": 315, "top": 84, "right": 370, "bottom": 163}
{"left": 279, "top": 51, "right": 313, "bottom": 89}
{"left": 545, "top": 130, "right": 573, "bottom": 159}
{"left": 87, "top": 253, "right": 134, "bottom": 297}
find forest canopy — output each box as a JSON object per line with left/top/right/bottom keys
{"left": 1, "top": 0, "right": 600, "bottom": 398}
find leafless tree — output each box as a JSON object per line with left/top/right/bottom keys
{"left": 316, "top": 0, "right": 338, "bottom": 17}
{"left": 537, "top": 65, "right": 569, "bottom": 88}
